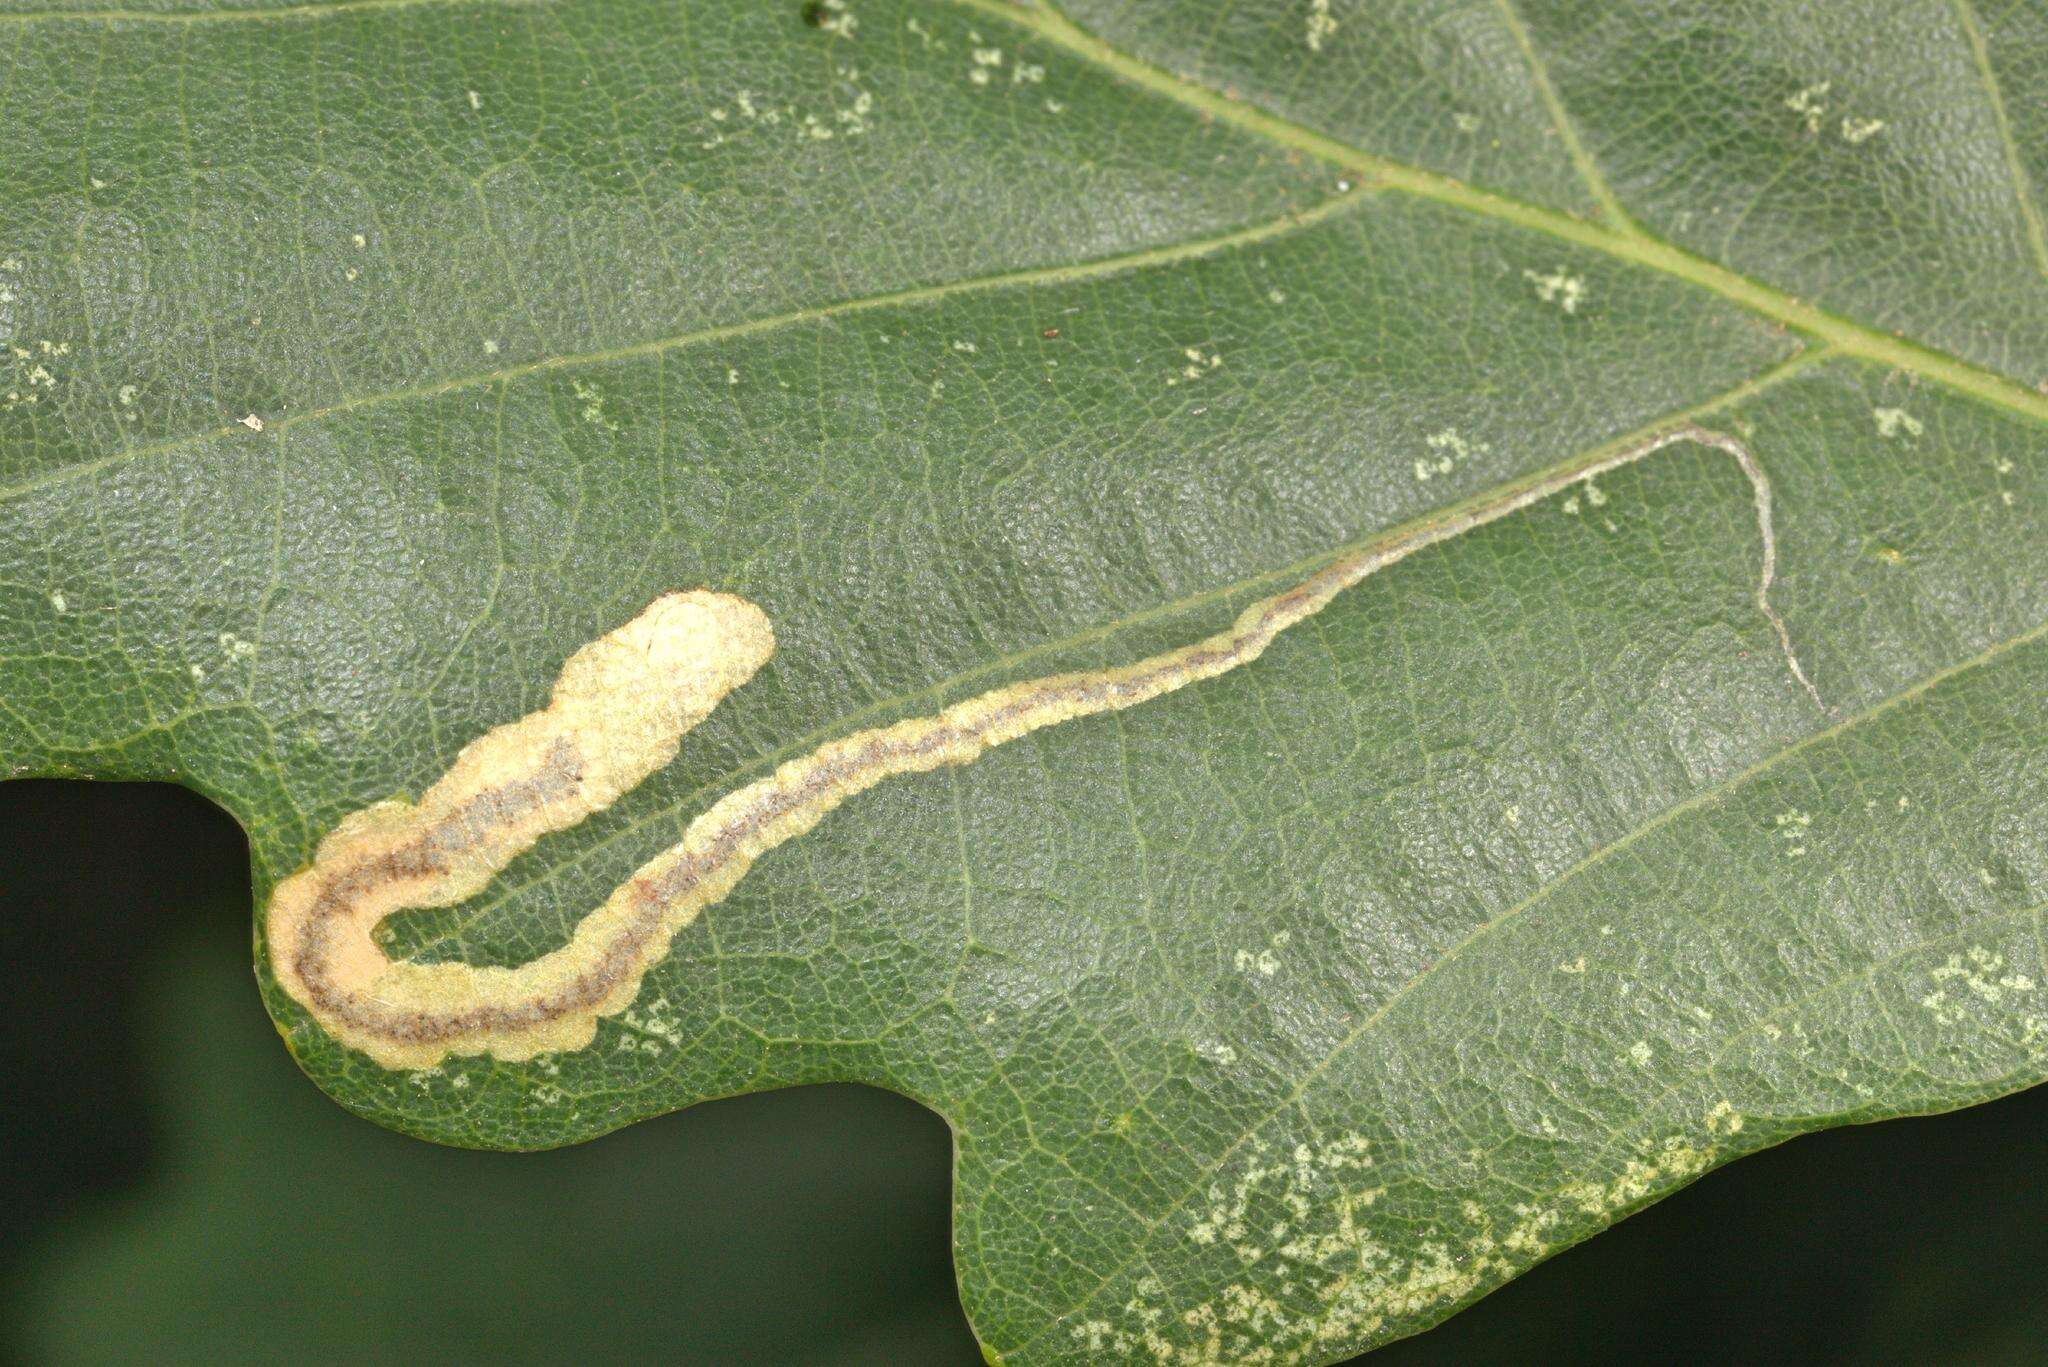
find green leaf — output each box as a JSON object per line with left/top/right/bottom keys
{"left": 2, "top": 0, "right": 2043, "bottom": 1360}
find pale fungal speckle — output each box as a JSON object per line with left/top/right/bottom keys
{"left": 3, "top": 339, "right": 69, "bottom": 412}
{"left": 482, "top": 339, "right": 499, "bottom": 355}
{"left": 571, "top": 379, "right": 617, "bottom": 431}
{"left": 1774, "top": 807, "right": 1811, "bottom": 858}
{"left": 466, "top": 89, "right": 481, "bottom": 111}
{"left": 1234, "top": 947, "right": 1280, "bottom": 977}
{"left": 1872, "top": 407, "right": 1922, "bottom": 438}
{"left": 48, "top": 590, "right": 67, "bottom": 614}
{"left": 1412, "top": 428, "right": 1487, "bottom": 483}
{"left": 1920, "top": 947, "right": 2037, "bottom": 1025}
{"left": 813, "top": 0, "right": 857, "bottom": 39}
{"left": 1785, "top": 81, "right": 1886, "bottom": 145}
{"left": 701, "top": 75, "right": 874, "bottom": 149}
{"left": 1562, "top": 1136, "right": 1713, "bottom": 1218}
{"left": 1992, "top": 456, "right": 2018, "bottom": 506}
{"left": 1628, "top": 1040, "right": 1654, "bottom": 1066}
{"left": 1523, "top": 267, "right": 1586, "bottom": 314}
{"left": 268, "top": 425, "right": 1825, "bottom": 1070}
{"left": 1131, "top": 1123, "right": 1729, "bottom": 1360}
{"left": 1305, "top": 0, "right": 1338, "bottom": 52}
{"left": 1168, "top": 347, "right": 1223, "bottom": 385}
{"left": 1784, "top": 80, "right": 1830, "bottom": 135}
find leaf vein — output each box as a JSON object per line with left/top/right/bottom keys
{"left": 952, "top": 0, "right": 2048, "bottom": 428}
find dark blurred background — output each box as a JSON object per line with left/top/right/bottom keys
{"left": 2, "top": 780, "right": 2043, "bottom": 1365}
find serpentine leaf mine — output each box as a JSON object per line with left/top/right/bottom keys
{"left": 267, "top": 425, "right": 1821, "bottom": 1070}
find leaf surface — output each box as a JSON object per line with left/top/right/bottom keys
{"left": 2, "top": 0, "right": 2044, "bottom": 1360}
